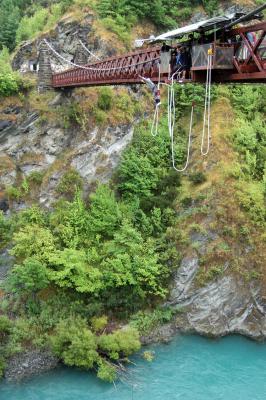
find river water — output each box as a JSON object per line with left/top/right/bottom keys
{"left": 1, "top": 335, "right": 265, "bottom": 400}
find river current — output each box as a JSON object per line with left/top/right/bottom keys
{"left": 1, "top": 335, "right": 265, "bottom": 400}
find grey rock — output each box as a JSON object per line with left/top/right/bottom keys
{"left": 0, "top": 248, "right": 15, "bottom": 282}
{"left": 170, "top": 254, "right": 199, "bottom": 302}
{"left": 4, "top": 349, "right": 59, "bottom": 382}
{"left": 0, "top": 198, "right": 9, "bottom": 212}
{"left": 141, "top": 323, "right": 176, "bottom": 345}
{"left": 0, "top": 120, "right": 12, "bottom": 131}
{"left": 169, "top": 260, "right": 266, "bottom": 340}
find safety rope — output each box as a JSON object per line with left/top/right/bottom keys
{"left": 79, "top": 40, "right": 101, "bottom": 61}
{"left": 151, "top": 63, "right": 161, "bottom": 137}
{"left": 43, "top": 39, "right": 160, "bottom": 72}
{"left": 201, "top": 48, "right": 212, "bottom": 156}
{"left": 167, "top": 68, "right": 194, "bottom": 172}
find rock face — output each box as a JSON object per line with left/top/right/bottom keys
{"left": 12, "top": 14, "right": 117, "bottom": 74}
{"left": 0, "top": 248, "right": 14, "bottom": 282}
{"left": 168, "top": 255, "right": 266, "bottom": 341}
{"left": 0, "top": 92, "right": 134, "bottom": 207}
{"left": 4, "top": 349, "right": 59, "bottom": 382}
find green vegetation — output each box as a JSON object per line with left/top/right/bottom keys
{"left": 0, "top": 47, "right": 27, "bottom": 97}
{"left": 0, "top": 119, "right": 183, "bottom": 380}
{"left": 188, "top": 172, "right": 207, "bottom": 185}
{"left": 96, "top": 1, "right": 218, "bottom": 31}
{"left": 56, "top": 168, "right": 84, "bottom": 198}
{"left": 229, "top": 86, "right": 266, "bottom": 226}
{"left": 130, "top": 307, "right": 175, "bottom": 335}
{"left": 50, "top": 317, "right": 139, "bottom": 381}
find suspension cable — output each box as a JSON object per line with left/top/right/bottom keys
{"left": 201, "top": 48, "right": 212, "bottom": 156}
{"left": 43, "top": 39, "right": 160, "bottom": 72}
{"left": 79, "top": 40, "right": 101, "bottom": 61}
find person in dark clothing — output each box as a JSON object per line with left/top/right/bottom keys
{"left": 199, "top": 29, "right": 208, "bottom": 44}
{"left": 161, "top": 42, "right": 173, "bottom": 52}
{"left": 176, "top": 46, "right": 191, "bottom": 80}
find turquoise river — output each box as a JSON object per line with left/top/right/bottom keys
{"left": 1, "top": 335, "right": 266, "bottom": 400}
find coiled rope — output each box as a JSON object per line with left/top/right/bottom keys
{"left": 168, "top": 67, "right": 194, "bottom": 172}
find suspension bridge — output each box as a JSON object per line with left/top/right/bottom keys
{"left": 44, "top": 17, "right": 266, "bottom": 90}
{"left": 36, "top": 5, "right": 266, "bottom": 172}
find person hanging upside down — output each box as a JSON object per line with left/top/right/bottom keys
{"left": 139, "top": 75, "right": 161, "bottom": 107}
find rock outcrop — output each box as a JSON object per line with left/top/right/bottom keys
{"left": 0, "top": 92, "right": 134, "bottom": 208}
{"left": 170, "top": 259, "right": 266, "bottom": 340}
{"left": 12, "top": 14, "right": 118, "bottom": 74}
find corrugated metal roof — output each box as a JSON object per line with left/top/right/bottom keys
{"left": 152, "top": 13, "right": 237, "bottom": 41}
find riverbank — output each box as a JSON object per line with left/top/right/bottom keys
{"left": 1, "top": 335, "right": 266, "bottom": 400}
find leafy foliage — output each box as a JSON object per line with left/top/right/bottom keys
{"left": 0, "top": 46, "right": 32, "bottom": 97}
{"left": 51, "top": 317, "right": 99, "bottom": 369}
{"left": 96, "top": 1, "right": 217, "bottom": 30}
{"left": 98, "top": 327, "right": 140, "bottom": 360}
{"left": 50, "top": 317, "right": 140, "bottom": 381}
{"left": 7, "top": 258, "right": 49, "bottom": 294}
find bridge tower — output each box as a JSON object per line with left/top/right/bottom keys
{"left": 38, "top": 42, "right": 52, "bottom": 92}
{"left": 74, "top": 42, "right": 88, "bottom": 65}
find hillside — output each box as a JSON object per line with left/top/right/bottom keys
{"left": 0, "top": 0, "right": 265, "bottom": 383}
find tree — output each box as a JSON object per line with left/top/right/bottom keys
{"left": 87, "top": 184, "right": 121, "bottom": 239}
{"left": 10, "top": 224, "right": 56, "bottom": 263}
{"left": 101, "top": 220, "right": 167, "bottom": 305}
{"left": 50, "top": 192, "right": 89, "bottom": 248}
{"left": 48, "top": 248, "right": 103, "bottom": 294}
{"left": 8, "top": 258, "right": 49, "bottom": 294}
{"left": 0, "top": 0, "right": 20, "bottom": 51}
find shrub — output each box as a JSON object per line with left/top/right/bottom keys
{"left": 27, "top": 171, "right": 44, "bottom": 186}
{"left": 8, "top": 258, "right": 50, "bottom": 294}
{"left": 56, "top": 169, "right": 83, "bottom": 197}
{"left": 7, "top": 318, "right": 38, "bottom": 355}
{"left": 91, "top": 316, "right": 108, "bottom": 333}
{"left": 97, "top": 87, "right": 113, "bottom": 111}
{"left": 0, "top": 73, "right": 21, "bottom": 97}
{"left": 0, "top": 357, "right": 5, "bottom": 378}
{"left": 60, "top": 102, "right": 87, "bottom": 129}
{"left": 0, "top": 316, "right": 12, "bottom": 339}
{"left": 0, "top": 211, "right": 12, "bottom": 246}
{"left": 130, "top": 308, "right": 173, "bottom": 335}
{"left": 5, "top": 186, "right": 22, "bottom": 202}
{"left": 51, "top": 317, "right": 98, "bottom": 369}
{"left": 143, "top": 350, "right": 155, "bottom": 362}
{"left": 188, "top": 172, "right": 207, "bottom": 185}
{"left": 97, "top": 360, "right": 116, "bottom": 382}
{"left": 236, "top": 181, "right": 265, "bottom": 226}
{"left": 10, "top": 224, "right": 55, "bottom": 262}
{"left": 97, "top": 327, "right": 140, "bottom": 360}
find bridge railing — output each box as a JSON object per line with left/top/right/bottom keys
{"left": 52, "top": 47, "right": 161, "bottom": 88}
